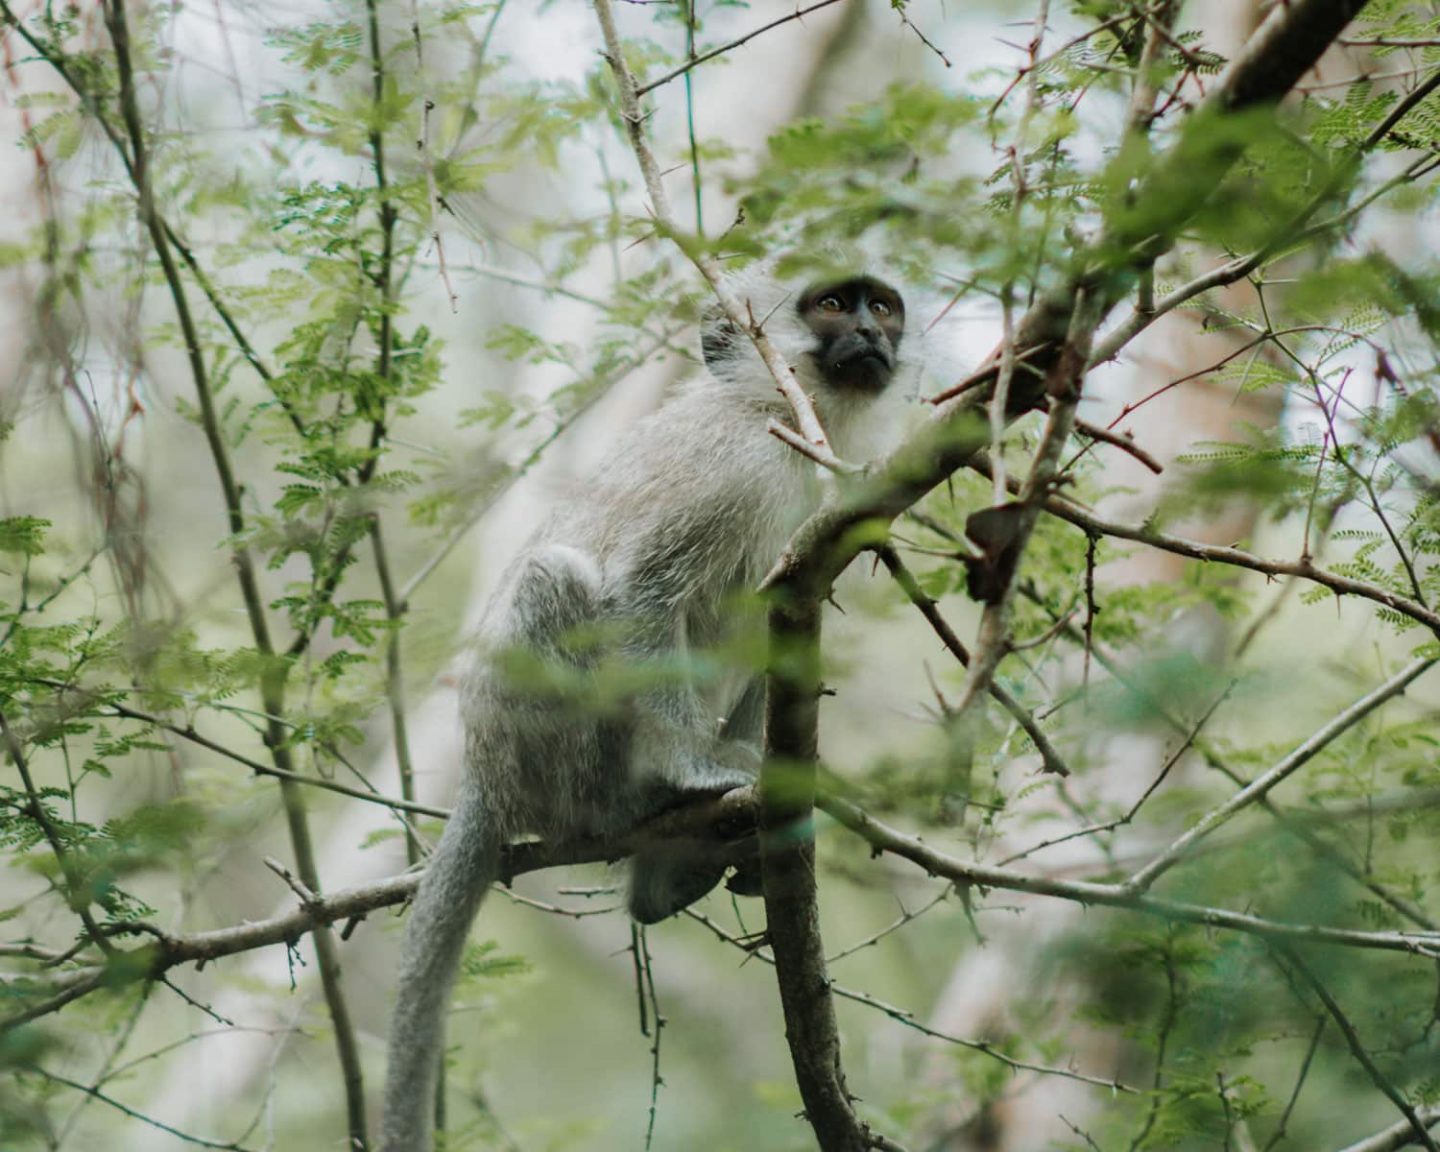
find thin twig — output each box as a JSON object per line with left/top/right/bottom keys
{"left": 683, "top": 910, "right": 1136, "bottom": 1094}
{"left": 635, "top": 0, "right": 846, "bottom": 95}
{"left": 369, "top": 516, "right": 423, "bottom": 863}
{"left": 23, "top": 1065, "right": 254, "bottom": 1151}
{"left": 1071, "top": 416, "right": 1164, "bottom": 473}
{"left": 998, "top": 681, "right": 1234, "bottom": 867}
{"left": 875, "top": 545, "right": 1071, "bottom": 776}
{"left": 767, "top": 418, "right": 859, "bottom": 474}
{"left": 398, "top": 325, "right": 684, "bottom": 606}
{"left": 990, "top": 477, "right": 1440, "bottom": 638}
{"left": 1123, "top": 657, "right": 1436, "bottom": 894}
{"left": 1263, "top": 1016, "right": 1326, "bottom": 1152}
{"left": 638, "top": 925, "right": 665, "bottom": 1150}
{"left": 595, "top": 0, "right": 836, "bottom": 458}
{"left": 0, "top": 710, "right": 115, "bottom": 955}
{"left": 1275, "top": 944, "right": 1440, "bottom": 1152}
{"left": 1128, "top": 939, "right": 1181, "bottom": 1152}
{"left": 826, "top": 887, "right": 951, "bottom": 963}
{"left": 1025, "top": 593, "right": 1440, "bottom": 932}
{"left": 30, "top": 685, "right": 445, "bottom": 819}
{"left": 950, "top": 288, "right": 1102, "bottom": 723}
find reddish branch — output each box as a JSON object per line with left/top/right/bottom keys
{"left": 1030, "top": 486, "right": 1440, "bottom": 637}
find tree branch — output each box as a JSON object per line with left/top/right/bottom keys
{"left": 758, "top": 594, "right": 886, "bottom": 1150}
{"left": 1121, "top": 656, "right": 1436, "bottom": 894}
{"left": 1276, "top": 944, "right": 1440, "bottom": 1152}
{"left": 816, "top": 795, "right": 1440, "bottom": 959}
{"left": 100, "top": 4, "right": 367, "bottom": 1139}
{"left": 769, "top": 0, "right": 1374, "bottom": 612}
{"left": 593, "top": 0, "right": 836, "bottom": 458}
{"left": 1337, "top": 1107, "right": 1440, "bottom": 1152}
{"left": 874, "top": 545, "right": 1071, "bottom": 777}
{"left": 13, "top": 778, "right": 1440, "bottom": 1043}
{"left": 635, "top": 0, "right": 846, "bottom": 97}
{"left": 1011, "top": 483, "right": 1440, "bottom": 637}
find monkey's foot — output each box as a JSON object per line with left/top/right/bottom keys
{"left": 725, "top": 860, "right": 764, "bottom": 897}
{"left": 628, "top": 850, "right": 727, "bottom": 924}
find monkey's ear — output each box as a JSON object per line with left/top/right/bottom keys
{"left": 701, "top": 308, "right": 743, "bottom": 372}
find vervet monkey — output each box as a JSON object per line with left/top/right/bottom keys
{"left": 381, "top": 270, "right": 911, "bottom": 1151}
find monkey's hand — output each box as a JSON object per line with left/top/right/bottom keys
{"left": 629, "top": 690, "right": 758, "bottom": 798}
{"left": 627, "top": 695, "right": 759, "bottom": 922}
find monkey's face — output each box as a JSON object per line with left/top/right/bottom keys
{"left": 799, "top": 276, "right": 906, "bottom": 394}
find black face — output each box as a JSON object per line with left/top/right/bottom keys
{"left": 799, "top": 276, "right": 905, "bottom": 393}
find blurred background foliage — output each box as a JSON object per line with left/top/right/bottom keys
{"left": 2, "top": 1, "right": 1440, "bottom": 1149}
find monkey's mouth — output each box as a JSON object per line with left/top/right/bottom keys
{"left": 831, "top": 348, "right": 895, "bottom": 391}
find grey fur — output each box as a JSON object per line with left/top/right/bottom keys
{"left": 380, "top": 268, "right": 912, "bottom": 1151}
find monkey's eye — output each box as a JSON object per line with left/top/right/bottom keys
{"left": 816, "top": 295, "right": 846, "bottom": 313}
{"left": 870, "top": 300, "right": 892, "bottom": 317}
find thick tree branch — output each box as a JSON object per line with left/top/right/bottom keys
{"left": 1338, "top": 1107, "right": 1440, "bottom": 1152}
{"left": 758, "top": 596, "right": 886, "bottom": 1150}
{"left": 13, "top": 779, "right": 1440, "bottom": 1042}
{"left": 0, "top": 790, "right": 761, "bottom": 1035}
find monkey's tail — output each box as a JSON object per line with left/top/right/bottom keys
{"left": 381, "top": 783, "right": 501, "bottom": 1152}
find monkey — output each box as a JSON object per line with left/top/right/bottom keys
{"left": 380, "top": 269, "right": 910, "bottom": 1152}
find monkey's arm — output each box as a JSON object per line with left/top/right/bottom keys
{"left": 720, "top": 676, "right": 765, "bottom": 745}
{"left": 614, "top": 564, "right": 762, "bottom": 922}
{"left": 623, "top": 645, "right": 760, "bottom": 801}
{"left": 624, "top": 667, "right": 760, "bottom": 922}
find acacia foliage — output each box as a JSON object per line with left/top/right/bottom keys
{"left": 1, "top": 1, "right": 1440, "bottom": 1150}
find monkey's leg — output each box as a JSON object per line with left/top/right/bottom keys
{"left": 630, "top": 846, "right": 730, "bottom": 924}
{"left": 717, "top": 677, "right": 766, "bottom": 898}
{"left": 620, "top": 629, "right": 762, "bottom": 921}
{"left": 508, "top": 543, "right": 605, "bottom": 657}
{"left": 626, "top": 713, "right": 758, "bottom": 922}
{"left": 627, "top": 757, "right": 755, "bottom": 923}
